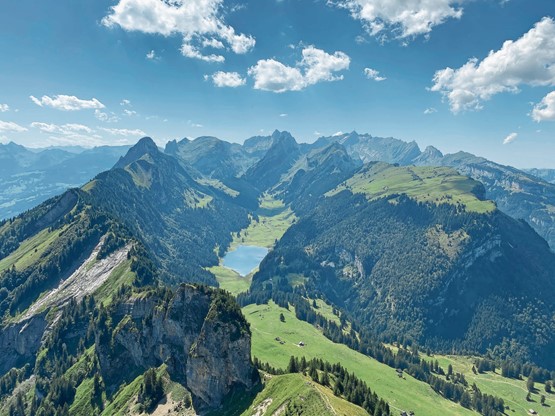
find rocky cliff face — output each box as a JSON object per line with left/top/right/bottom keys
{"left": 0, "top": 314, "right": 48, "bottom": 374}
{"left": 95, "top": 285, "right": 255, "bottom": 408}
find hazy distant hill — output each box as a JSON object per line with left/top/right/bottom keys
{"left": 0, "top": 142, "right": 129, "bottom": 220}
{"left": 525, "top": 168, "right": 555, "bottom": 184}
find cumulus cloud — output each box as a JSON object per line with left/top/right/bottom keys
{"left": 503, "top": 132, "right": 518, "bottom": 145}
{"left": 99, "top": 127, "right": 146, "bottom": 136}
{"left": 331, "top": 0, "right": 463, "bottom": 39}
{"left": 364, "top": 67, "right": 386, "bottom": 81}
{"left": 207, "top": 71, "right": 246, "bottom": 87}
{"left": 0, "top": 104, "right": 9, "bottom": 112}
{"left": 431, "top": 17, "right": 555, "bottom": 113}
{"left": 0, "top": 121, "right": 27, "bottom": 132}
{"left": 146, "top": 50, "right": 158, "bottom": 60}
{"left": 30, "top": 94, "right": 105, "bottom": 111}
{"left": 248, "top": 46, "right": 350, "bottom": 93}
{"left": 532, "top": 91, "right": 555, "bottom": 122}
{"left": 102, "top": 0, "right": 255, "bottom": 62}
{"left": 424, "top": 107, "right": 437, "bottom": 114}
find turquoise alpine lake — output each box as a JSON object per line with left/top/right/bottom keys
{"left": 222, "top": 245, "right": 269, "bottom": 276}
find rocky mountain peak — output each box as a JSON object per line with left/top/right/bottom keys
{"left": 113, "top": 136, "right": 159, "bottom": 169}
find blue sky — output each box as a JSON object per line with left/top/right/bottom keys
{"left": 1, "top": 0, "right": 555, "bottom": 168}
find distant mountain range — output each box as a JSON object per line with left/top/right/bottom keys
{"left": 0, "top": 142, "right": 130, "bottom": 220}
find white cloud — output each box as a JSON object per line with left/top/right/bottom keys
{"left": 100, "top": 127, "right": 146, "bottom": 136}
{"left": 248, "top": 46, "right": 350, "bottom": 93}
{"left": 424, "top": 107, "right": 437, "bottom": 114}
{"left": 146, "top": 50, "right": 158, "bottom": 60}
{"left": 120, "top": 99, "right": 131, "bottom": 106}
{"left": 503, "top": 132, "right": 518, "bottom": 145}
{"left": 102, "top": 0, "right": 255, "bottom": 62}
{"left": 0, "top": 121, "right": 27, "bottom": 133}
{"left": 208, "top": 71, "right": 246, "bottom": 87}
{"left": 332, "top": 131, "right": 344, "bottom": 136}
{"left": 332, "top": 0, "right": 464, "bottom": 39}
{"left": 187, "top": 120, "right": 203, "bottom": 128}
{"left": 0, "top": 104, "right": 9, "bottom": 112}
{"left": 364, "top": 67, "right": 386, "bottom": 81}
{"left": 431, "top": 17, "right": 555, "bottom": 113}
{"left": 279, "top": 113, "right": 288, "bottom": 117}
{"left": 31, "top": 122, "right": 94, "bottom": 135}
{"left": 181, "top": 43, "right": 225, "bottom": 62}
{"left": 532, "top": 91, "right": 555, "bottom": 122}
{"left": 29, "top": 122, "right": 108, "bottom": 147}
{"left": 202, "top": 38, "right": 224, "bottom": 49}
{"left": 95, "top": 109, "right": 120, "bottom": 123}
{"left": 123, "top": 109, "right": 137, "bottom": 116}
{"left": 30, "top": 94, "right": 105, "bottom": 111}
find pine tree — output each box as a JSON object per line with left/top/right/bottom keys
{"left": 287, "top": 356, "right": 298, "bottom": 373}
{"left": 527, "top": 375, "right": 535, "bottom": 392}
{"left": 320, "top": 370, "right": 330, "bottom": 387}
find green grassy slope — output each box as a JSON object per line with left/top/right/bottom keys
{"left": 327, "top": 164, "right": 495, "bottom": 213}
{"left": 243, "top": 302, "right": 478, "bottom": 416}
{"left": 435, "top": 355, "right": 555, "bottom": 415}
{"left": 211, "top": 373, "right": 368, "bottom": 416}
{"left": 230, "top": 194, "right": 296, "bottom": 250}
{"left": 0, "top": 226, "right": 66, "bottom": 272}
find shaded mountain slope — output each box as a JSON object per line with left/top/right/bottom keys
{"left": 250, "top": 163, "right": 555, "bottom": 367}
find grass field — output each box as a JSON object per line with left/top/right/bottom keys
{"left": 435, "top": 354, "right": 555, "bottom": 415}
{"left": 327, "top": 164, "right": 496, "bottom": 214}
{"left": 229, "top": 194, "right": 296, "bottom": 250}
{"left": 94, "top": 259, "right": 135, "bottom": 305}
{"left": 243, "top": 301, "right": 478, "bottom": 416}
{"left": 210, "top": 372, "right": 367, "bottom": 416}
{"left": 207, "top": 265, "right": 252, "bottom": 296}
{"left": 0, "top": 226, "right": 66, "bottom": 272}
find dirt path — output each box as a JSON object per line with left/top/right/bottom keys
{"left": 314, "top": 384, "right": 337, "bottom": 416}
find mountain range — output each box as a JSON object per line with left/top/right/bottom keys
{"left": 0, "top": 130, "right": 554, "bottom": 415}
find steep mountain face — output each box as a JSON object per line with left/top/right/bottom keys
{"left": 165, "top": 136, "right": 257, "bottom": 180}
{"left": 275, "top": 142, "right": 362, "bottom": 212}
{"left": 244, "top": 130, "right": 302, "bottom": 192}
{"left": 242, "top": 134, "right": 276, "bottom": 158}
{"left": 0, "top": 143, "right": 129, "bottom": 220}
{"left": 317, "top": 133, "right": 555, "bottom": 250}
{"left": 313, "top": 132, "right": 421, "bottom": 165}
{"left": 96, "top": 285, "right": 254, "bottom": 408}
{"left": 251, "top": 163, "right": 555, "bottom": 367}
{"left": 87, "top": 137, "right": 251, "bottom": 285}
